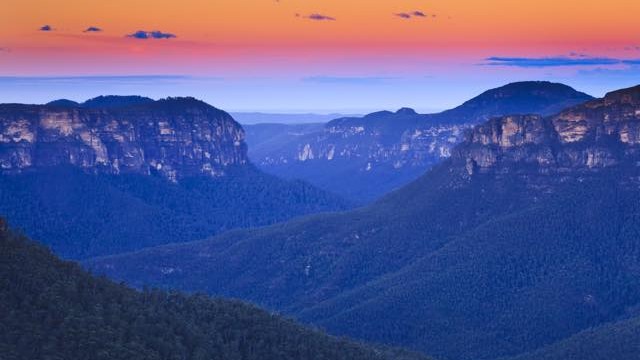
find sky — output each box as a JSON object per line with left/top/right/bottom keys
{"left": 1, "top": 0, "right": 639, "bottom": 113}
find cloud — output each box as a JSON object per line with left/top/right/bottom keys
{"left": 39, "top": 25, "right": 53, "bottom": 31}
{"left": 0, "top": 47, "right": 9, "bottom": 53}
{"left": 303, "top": 76, "right": 397, "bottom": 85}
{"left": 483, "top": 56, "right": 640, "bottom": 67}
{"left": 126, "top": 30, "right": 176, "bottom": 39}
{"left": 395, "top": 10, "right": 431, "bottom": 19}
{"left": 84, "top": 26, "right": 102, "bottom": 33}
{"left": 577, "top": 64, "right": 640, "bottom": 77}
{"left": 305, "top": 13, "right": 336, "bottom": 21}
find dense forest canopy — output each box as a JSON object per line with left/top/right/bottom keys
{"left": 0, "top": 221, "right": 428, "bottom": 360}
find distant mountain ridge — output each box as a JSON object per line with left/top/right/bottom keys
{"left": 433, "top": 80, "right": 594, "bottom": 124}
{"left": 248, "top": 81, "right": 594, "bottom": 202}
{"left": 89, "top": 84, "right": 640, "bottom": 360}
{"left": 46, "top": 95, "right": 155, "bottom": 109}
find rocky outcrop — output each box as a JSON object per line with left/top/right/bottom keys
{"left": 0, "top": 97, "right": 247, "bottom": 181}
{"left": 455, "top": 85, "right": 640, "bottom": 177}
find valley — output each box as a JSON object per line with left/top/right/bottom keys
{"left": 87, "top": 84, "right": 640, "bottom": 360}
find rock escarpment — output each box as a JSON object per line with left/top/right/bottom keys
{"left": 254, "top": 81, "right": 593, "bottom": 172}
{"left": 0, "top": 97, "right": 247, "bottom": 181}
{"left": 247, "top": 82, "right": 593, "bottom": 202}
{"left": 455, "top": 85, "right": 640, "bottom": 179}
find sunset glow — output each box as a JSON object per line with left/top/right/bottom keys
{"left": 2, "top": 0, "right": 639, "bottom": 111}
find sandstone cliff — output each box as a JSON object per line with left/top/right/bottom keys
{"left": 0, "top": 97, "right": 247, "bottom": 181}
{"left": 455, "top": 85, "right": 640, "bottom": 179}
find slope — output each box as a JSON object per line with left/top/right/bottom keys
{"left": 0, "top": 220, "right": 429, "bottom": 360}
{"left": 505, "top": 315, "right": 640, "bottom": 360}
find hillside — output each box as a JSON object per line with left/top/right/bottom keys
{"left": 0, "top": 97, "right": 349, "bottom": 258}
{"left": 248, "top": 81, "right": 593, "bottom": 202}
{"left": 0, "top": 220, "right": 429, "bottom": 360}
{"left": 89, "top": 85, "right": 640, "bottom": 360}
{"left": 505, "top": 316, "right": 640, "bottom": 360}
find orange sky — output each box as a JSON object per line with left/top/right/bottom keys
{"left": 2, "top": 0, "right": 639, "bottom": 58}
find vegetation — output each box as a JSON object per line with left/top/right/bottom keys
{"left": 88, "top": 163, "right": 640, "bottom": 360}
{"left": 0, "top": 222, "right": 429, "bottom": 360}
{"left": 505, "top": 316, "right": 640, "bottom": 360}
{"left": 0, "top": 165, "right": 349, "bottom": 259}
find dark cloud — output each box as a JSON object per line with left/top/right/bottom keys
{"left": 84, "top": 26, "right": 102, "bottom": 33}
{"left": 126, "top": 30, "right": 176, "bottom": 39}
{"left": 305, "top": 13, "right": 336, "bottom": 21}
{"left": 484, "top": 56, "right": 640, "bottom": 68}
{"left": 39, "top": 25, "right": 53, "bottom": 31}
{"left": 395, "top": 11, "right": 431, "bottom": 19}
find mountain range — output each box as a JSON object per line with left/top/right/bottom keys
{"left": 0, "top": 96, "right": 348, "bottom": 258}
{"left": 247, "top": 81, "right": 594, "bottom": 203}
{"left": 88, "top": 84, "right": 640, "bottom": 360}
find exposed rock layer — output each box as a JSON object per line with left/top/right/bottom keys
{"left": 0, "top": 97, "right": 247, "bottom": 181}
{"left": 455, "top": 85, "right": 640, "bottom": 178}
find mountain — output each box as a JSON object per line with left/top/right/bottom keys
{"left": 0, "top": 220, "right": 430, "bottom": 360}
{"left": 47, "top": 95, "right": 155, "bottom": 109}
{"left": 45, "top": 99, "right": 81, "bottom": 107}
{"left": 88, "top": 85, "right": 640, "bottom": 360}
{"left": 433, "top": 80, "right": 595, "bottom": 124}
{"left": 0, "top": 97, "right": 349, "bottom": 258}
{"left": 248, "top": 81, "right": 594, "bottom": 203}
{"left": 81, "top": 95, "right": 155, "bottom": 108}
{"left": 3, "top": 97, "right": 247, "bottom": 180}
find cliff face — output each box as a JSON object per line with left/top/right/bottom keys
{"left": 245, "top": 82, "right": 593, "bottom": 203}
{"left": 255, "top": 109, "right": 469, "bottom": 172}
{"left": 455, "top": 85, "right": 640, "bottom": 178}
{"left": 0, "top": 97, "right": 248, "bottom": 181}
